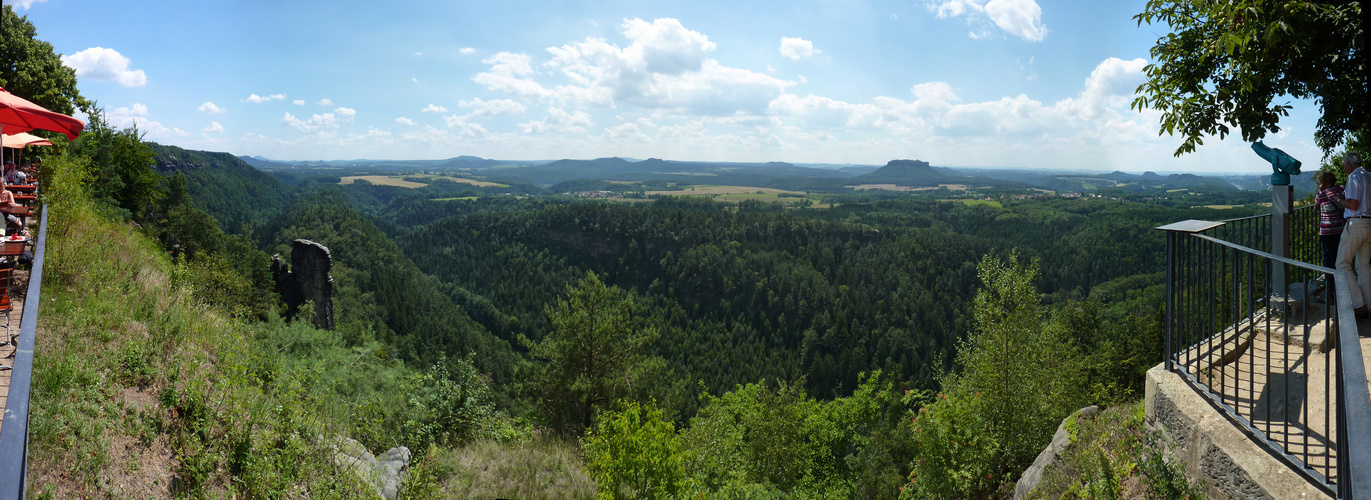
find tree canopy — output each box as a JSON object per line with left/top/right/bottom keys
{"left": 1133, "top": 0, "right": 1365, "bottom": 156}
{"left": 0, "top": 5, "right": 89, "bottom": 116}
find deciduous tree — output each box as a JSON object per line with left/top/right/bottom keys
{"left": 1133, "top": 0, "right": 1364, "bottom": 155}
{"left": 0, "top": 6, "right": 89, "bottom": 116}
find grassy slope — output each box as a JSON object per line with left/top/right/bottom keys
{"left": 26, "top": 157, "right": 594, "bottom": 498}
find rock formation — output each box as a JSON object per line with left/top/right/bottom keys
{"left": 330, "top": 437, "right": 410, "bottom": 499}
{"left": 271, "top": 239, "right": 335, "bottom": 330}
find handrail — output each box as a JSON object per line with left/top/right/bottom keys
{"left": 1161, "top": 214, "right": 1371, "bottom": 498}
{"left": 0, "top": 206, "right": 48, "bottom": 500}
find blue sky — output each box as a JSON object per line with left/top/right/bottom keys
{"left": 14, "top": 0, "right": 1327, "bottom": 172}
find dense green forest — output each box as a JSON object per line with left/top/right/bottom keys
{"left": 18, "top": 99, "right": 1269, "bottom": 495}
{"left": 29, "top": 118, "right": 1250, "bottom": 497}
{"left": 136, "top": 143, "right": 1262, "bottom": 496}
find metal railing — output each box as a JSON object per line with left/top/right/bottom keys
{"left": 0, "top": 206, "right": 48, "bottom": 500}
{"left": 1161, "top": 211, "right": 1371, "bottom": 498}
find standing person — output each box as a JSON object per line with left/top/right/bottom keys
{"left": 1318, "top": 171, "right": 1347, "bottom": 268}
{"left": 1317, "top": 171, "right": 1347, "bottom": 294}
{"left": 1334, "top": 152, "right": 1370, "bottom": 316}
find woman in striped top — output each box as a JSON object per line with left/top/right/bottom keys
{"left": 1317, "top": 170, "right": 1347, "bottom": 273}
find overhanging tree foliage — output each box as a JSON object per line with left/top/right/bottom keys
{"left": 1133, "top": 0, "right": 1365, "bottom": 155}
{"left": 0, "top": 5, "right": 89, "bottom": 116}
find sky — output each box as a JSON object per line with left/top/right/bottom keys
{"left": 12, "top": 0, "right": 1330, "bottom": 173}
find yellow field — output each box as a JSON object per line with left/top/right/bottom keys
{"left": 407, "top": 174, "right": 507, "bottom": 187}
{"left": 940, "top": 199, "right": 1003, "bottom": 208}
{"left": 848, "top": 183, "right": 969, "bottom": 192}
{"left": 339, "top": 174, "right": 506, "bottom": 188}
{"left": 340, "top": 175, "right": 428, "bottom": 188}
{"left": 646, "top": 185, "right": 804, "bottom": 196}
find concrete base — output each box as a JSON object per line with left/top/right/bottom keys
{"left": 1145, "top": 364, "right": 1330, "bottom": 499}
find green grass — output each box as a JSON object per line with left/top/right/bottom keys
{"left": 27, "top": 155, "right": 567, "bottom": 498}
{"left": 1026, "top": 402, "right": 1206, "bottom": 499}
{"left": 407, "top": 436, "right": 595, "bottom": 499}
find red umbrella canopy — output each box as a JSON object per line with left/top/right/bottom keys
{"left": 0, "top": 87, "right": 84, "bottom": 140}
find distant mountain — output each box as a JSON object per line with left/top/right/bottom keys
{"left": 857, "top": 159, "right": 945, "bottom": 185}
{"left": 440, "top": 155, "right": 503, "bottom": 169}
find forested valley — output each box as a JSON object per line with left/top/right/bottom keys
{"left": 21, "top": 135, "right": 1264, "bottom": 498}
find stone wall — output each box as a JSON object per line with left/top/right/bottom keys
{"left": 1144, "top": 364, "right": 1329, "bottom": 499}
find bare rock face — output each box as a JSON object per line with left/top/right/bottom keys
{"left": 329, "top": 437, "right": 410, "bottom": 499}
{"left": 271, "top": 239, "right": 335, "bottom": 330}
{"left": 1014, "top": 405, "right": 1100, "bottom": 499}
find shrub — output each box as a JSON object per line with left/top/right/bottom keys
{"left": 582, "top": 399, "right": 686, "bottom": 499}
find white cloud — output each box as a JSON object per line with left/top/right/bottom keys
{"left": 204, "top": 121, "right": 224, "bottom": 133}
{"left": 281, "top": 107, "right": 355, "bottom": 133}
{"left": 243, "top": 93, "right": 287, "bottom": 103}
{"left": 926, "top": 0, "right": 1047, "bottom": 42}
{"left": 13, "top": 0, "right": 48, "bottom": 9}
{"left": 768, "top": 94, "right": 885, "bottom": 129}
{"left": 292, "top": 100, "right": 305, "bottom": 106}
{"left": 396, "top": 117, "right": 416, "bottom": 126}
{"left": 442, "top": 115, "right": 489, "bottom": 137}
{"left": 473, "top": 18, "right": 793, "bottom": 116}
{"left": 60, "top": 47, "right": 147, "bottom": 87}
{"left": 421, "top": 104, "right": 449, "bottom": 113}
{"left": 106, "top": 103, "right": 189, "bottom": 138}
{"left": 198, "top": 101, "right": 227, "bottom": 114}
{"left": 460, "top": 47, "right": 476, "bottom": 55}
{"left": 459, "top": 98, "right": 526, "bottom": 117}
{"left": 779, "top": 37, "right": 820, "bottom": 60}
{"left": 113, "top": 103, "right": 149, "bottom": 117}
{"left": 520, "top": 107, "right": 593, "bottom": 134}
{"left": 317, "top": 98, "right": 333, "bottom": 106}
{"left": 472, "top": 52, "right": 555, "bottom": 101}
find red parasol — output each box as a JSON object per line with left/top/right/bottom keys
{"left": 0, "top": 87, "right": 85, "bottom": 142}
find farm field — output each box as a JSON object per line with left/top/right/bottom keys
{"left": 847, "top": 183, "right": 970, "bottom": 192}
{"left": 340, "top": 174, "right": 506, "bottom": 188}
{"left": 645, "top": 185, "right": 804, "bottom": 196}
{"left": 340, "top": 175, "right": 427, "bottom": 188}
{"left": 941, "top": 198, "right": 1003, "bottom": 208}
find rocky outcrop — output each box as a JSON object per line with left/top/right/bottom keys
{"left": 271, "top": 239, "right": 334, "bottom": 330}
{"left": 1014, "top": 405, "right": 1100, "bottom": 499}
{"left": 330, "top": 437, "right": 411, "bottom": 499}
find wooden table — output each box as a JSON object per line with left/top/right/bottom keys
{"left": 0, "top": 241, "right": 24, "bottom": 257}
{"left": 4, "top": 185, "right": 35, "bottom": 193}
{"left": 0, "top": 205, "right": 32, "bottom": 229}
{"left": 13, "top": 195, "right": 34, "bottom": 206}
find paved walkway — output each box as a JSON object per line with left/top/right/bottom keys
{"left": 0, "top": 264, "right": 29, "bottom": 437}
{"left": 1177, "top": 303, "right": 1371, "bottom": 485}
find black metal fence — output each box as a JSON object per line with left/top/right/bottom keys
{"left": 1161, "top": 209, "right": 1371, "bottom": 498}
{"left": 0, "top": 207, "right": 47, "bottom": 500}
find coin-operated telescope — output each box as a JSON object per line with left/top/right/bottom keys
{"left": 1251, "top": 141, "right": 1302, "bottom": 186}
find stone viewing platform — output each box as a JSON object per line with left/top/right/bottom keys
{"left": 1147, "top": 303, "right": 1371, "bottom": 499}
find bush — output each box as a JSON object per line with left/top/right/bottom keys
{"left": 582, "top": 399, "right": 686, "bottom": 499}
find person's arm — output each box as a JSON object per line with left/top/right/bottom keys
{"left": 1338, "top": 184, "right": 1360, "bottom": 212}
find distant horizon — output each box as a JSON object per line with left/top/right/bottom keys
{"left": 236, "top": 151, "right": 1283, "bottom": 177}
{"left": 24, "top": 0, "right": 1330, "bottom": 174}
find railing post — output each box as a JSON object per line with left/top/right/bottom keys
{"left": 1155, "top": 220, "right": 1225, "bottom": 373}
{"left": 1272, "top": 185, "right": 1293, "bottom": 294}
